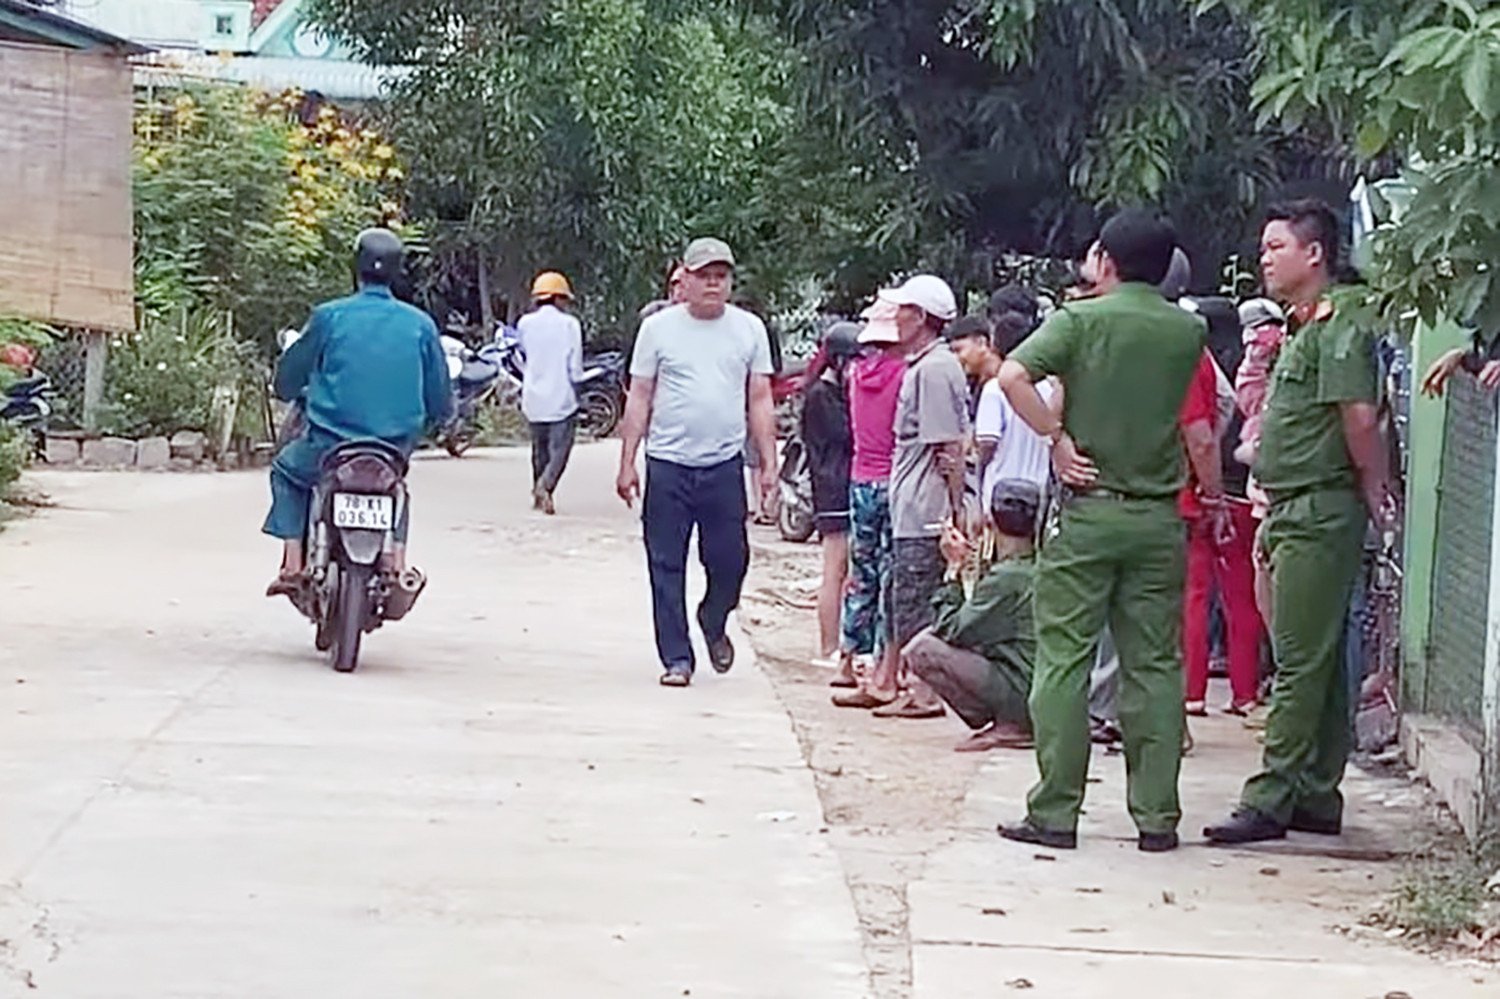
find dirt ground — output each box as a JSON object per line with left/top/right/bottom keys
{"left": 738, "top": 526, "right": 1497, "bottom": 999}
{"left": 739, "top": 528, "right": 986, "bottom": 999}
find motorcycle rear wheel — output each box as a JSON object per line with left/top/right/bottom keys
{"left": 578, "top": 388, "right": 621, "bottom": 439}
{"left": 778, "top": 500, "right": 816, "bottom": 544}
{"left": 331, "top": 562, "right": 373, "bottom": 673}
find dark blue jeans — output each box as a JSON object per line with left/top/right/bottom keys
{"left": 643, "top": 456, "right": 749, "bottom": 672}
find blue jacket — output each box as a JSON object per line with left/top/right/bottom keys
{"left": 275, "top": 285, "right": 453, "bottom": 444}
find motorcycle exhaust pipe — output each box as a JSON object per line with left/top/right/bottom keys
{"left": 382, "top": 566, "right": 427, "bottom": 621}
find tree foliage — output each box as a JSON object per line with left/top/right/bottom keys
{"left": 1209, "top": 0, "right": 1500, "bottom": 334}
{"left": 310, "top": 0, "right": 881, "bottom": 328}
{"left": 123, "top": 86, "right": 410, "bottom": 435}
{"left": 754, "top": 0, "right": 1293, "bottom": 290}
{"left": 134, "top": 86, "right": 410, "bottom": 340}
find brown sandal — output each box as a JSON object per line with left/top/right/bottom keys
{"left": 265, "top": 574, "right": 303, "bottom": 599}
{"left": 872, "top": 694, "right": 946, "bottom": 719}
{"left": 831, "top": 688, "right": 896, "bottom": 709}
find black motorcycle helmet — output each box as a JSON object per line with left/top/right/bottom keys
{"left": 355, "top": 228, "right": 405, "bottom": 286}
{"left": 823, "top": 321, "right": 863, "bottom": 361}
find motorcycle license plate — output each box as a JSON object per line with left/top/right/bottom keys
{"left": 333, "top": 493, "right": 393, "bottom": 530}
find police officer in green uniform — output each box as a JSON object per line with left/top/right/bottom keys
{"left": 996, "top": 210, "right": 1212, "bottom": 853}
{"left": 1206, "top": 200, "right": 1390, "bottom": 844}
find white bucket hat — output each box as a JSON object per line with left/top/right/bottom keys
{"left": 858, "top": 298, "right": 900, "bottom": 344}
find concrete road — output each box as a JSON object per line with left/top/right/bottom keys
{"left": 0, "top": 445, "right": 866, "bottom": 998}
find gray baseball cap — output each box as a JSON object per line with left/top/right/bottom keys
{"left": 683, "top": 237, "right": 736, "bottom": 272}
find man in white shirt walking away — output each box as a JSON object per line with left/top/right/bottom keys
{"left": 518, "top": 271, "right": 585, "bottom": 515}
{"left": 616, "top": 237, "right": 778, "bottom": 687}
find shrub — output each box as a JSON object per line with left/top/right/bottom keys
{"left": 95, "top": 310, "right": 257, "bottom": 438}
{"left": 0, "top": 419, "right": 27, "bottom": 504}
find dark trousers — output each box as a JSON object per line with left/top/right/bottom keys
{"left": 643, "top": 456, "right": 749, "bottom": 671}
{"left": 529, "top": 416, "right": 576, "bottom": 493}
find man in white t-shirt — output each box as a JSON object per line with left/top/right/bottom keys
{"left": 617, "top": 237, "right": 778, "bottom": 688}
{"left": 950, "top": 312, "right": 1058, "bottom": 510}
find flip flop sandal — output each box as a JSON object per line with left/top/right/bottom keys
{"left": 831, "top": 688, "right": 895, "bottom": 709}
{"left": 265, "top": 574, "right": 303, "bottom": 599}
{"left": 828, "top": 674, "right": 859, "bottom": 689}
{"left": 874, "top": 699, "right": 946, "bottom": 720}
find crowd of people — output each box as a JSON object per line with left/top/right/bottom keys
{"left": 785, "top": 200, "right": 1390, "bottom": 851}
{"left": 472, "top": 206, "right": 1387, "bottom": 852}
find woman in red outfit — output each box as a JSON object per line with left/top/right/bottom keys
{"left": 1182, "top": 299, "right": 1264, "bottom": 715}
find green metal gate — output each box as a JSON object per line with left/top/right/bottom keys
{"left": 1425, "top": 376, "right": 1494, "bottom": 744}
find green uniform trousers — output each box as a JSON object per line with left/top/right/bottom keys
{"left": 1027, "top": 496, "right": 1186, "bottom": 835}
{"left": 1240, "top": 488, "right": 1366, "bottom": 825}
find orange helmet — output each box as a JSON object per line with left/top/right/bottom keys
{"left": 531, "top": 271, "right": 573, "bottom": 300}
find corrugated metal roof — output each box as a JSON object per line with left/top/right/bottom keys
{"left": 51, "top": 0, "right": 235, "bottom": 50}
{"left": 135, "top": 51, "right": 405, "bottom": 100}
{"left": 0, "top": 0, "right": 149, "bottom": 52}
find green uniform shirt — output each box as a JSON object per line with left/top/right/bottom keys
{"left": 1254, "top": 307, "right": 1377, "bottom": 497}
{"left": 931, "top": 553, "right": 1035, "bottom": 683}
{"left": 1009, "top": 283, "right": 1206, "bottom": 498}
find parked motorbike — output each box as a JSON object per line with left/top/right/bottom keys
{"left": 777, "top": 431, "right": 815, "bottom": 543}
{"left": 576, "top": 350, "right": 625, "bottom": 438}
{"left": 434, "top": 334, "right": 505, "bottom": 457}
{"left": 292, "top": 440, "right": 426, "bottom": 673}
{"left": 2, "top": 370, "right": 54, "bottom": 459}
{"left": 490, "top": 325, "right": 625, "bottom": 439}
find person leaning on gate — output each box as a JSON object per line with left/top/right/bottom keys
{"left": 995, "top": 209, "right": 1211, "bottom": 854}
{"left": 264, "top": 229, "right": 453, "bottom": 598}
{"left": 907, "top": 479, "right": 1042, "bottom": 753}
{"left": 1204, "top": 200, "right": 1392, "bottom": 845}
{"left": 615, "top": 237, "right": 778, "bottom": 688}
{"left": 517, "top": 271, "right": 585, "bottom": 516}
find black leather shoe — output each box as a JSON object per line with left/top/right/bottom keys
{"left": 698, "top": 608, "right": 735, "bottom": 673}
{"left": 1138, "top": 831, "right": 1179, "bottom": 853}
{"left": 1288, "top": 810, "right": 1342, "bottom": 835}
{"left": 706, "top": 634, "right": 734, "bottom": 673}
{"left": 1203, "top": 808, "right": 1287, "bottom": 845}
{"left": 998, "top": 819, "right": 1077, "bottom": 850}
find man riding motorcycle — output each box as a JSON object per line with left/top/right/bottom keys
{"left": 264, "top": 228, "right": 453, "bottom": 598}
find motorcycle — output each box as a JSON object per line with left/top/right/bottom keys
{"left": 777, "top": 431, "right": 816, "bottom": 543}
{"left": 292, "top": 440, "right": 426, "bottom": 673}
{"left": 2, "top": 370, "right": 54, "bottom": 459}
{"left": 491, "top": 325, "right": 626, "bottom": 439}
{"left": 434, "top": 334, "right": 505, "bottom": 457}
{"left": 576, "top": 350, "right": 625, "bottom": 438}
